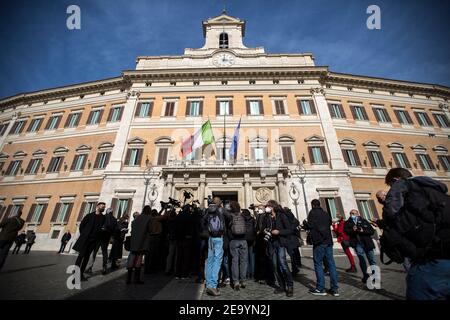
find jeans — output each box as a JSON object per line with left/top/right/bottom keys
{"left": 221, "top": 249, "right": 230, "bottom": 281}
{"left": 406, "top": 259, "right": 450, "bottom": 300}
{"left": 246, "top": 244, "right": 255, "bottom": 279}
{"left": 205, "top": 237, "right": 223, "bottom": 289}
{"left": 230, "top": 239, "right": 248, "bottom": 283}
{"left": 271, "top": 246, "right": 294, "bottom": 290}
{"left": 355, "top": 243, "right": 376, "bottom": 277}
{"left": 313, "top": 244, "right": 339, "bottom": 292}
{"left": 0, "top": 240, "right": 13, "bottom": 271}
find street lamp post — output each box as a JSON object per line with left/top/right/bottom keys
{"left": 289, "top": 182, "right": 300, "bottom": 221}
{"left": 147, "top": 184, "right": 159, "bottom": 209}
{"left": 294, "top": 160, "right": 309, "bottom": 213}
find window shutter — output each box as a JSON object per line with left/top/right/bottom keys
{"left": 27, "top": 204, "right": 36, "bottom": 222}
{"left": 229, "top": 100, "right": 233, "bottom": 115}
{"left": 361, "top": 107, "right": 369, "bottom": 120}
{"left": 403, "top": 154, "right": 411, "bottom": 168}
{"left": 111, "top": 198, "right": 118, "bottom": 216}
{"left": 320, "top": 146, "right": 328, "bottom": 163}
{"left": 356, "top": 201, "right": 364, "bottom": 215}
{"left": 118, "top": 107, "right": 124, "bottom": 121}
{"left": 198, "top": 101, "right": 203, "bottom": 116}
{"left": 35, "top": 119, "right": 42, "bottom": 131}
{"left": 424, "top": 113, "right": 432, "bottom": 126}
{"left": 367, "top": 151, "right": 375, "bottom": 167}
{"left": 64, "top": 203, "right": 73, "bottom": 223}
{"left": 414, "top": 112, "right": 421, "bottom": 125}
{"left": 136, "top": 149, "right": 143, "bottom": 166}
{"left": 373, "top": 108, "right": 381, "bottom": 122}
{"left": 98, "top": 109, "right": 104, "bottom": 123}
{"left": 126, "top": 199, "right": 133, "bottom": 217}
{"left": 308, "top": 147, "right": 314, "bottom": 164}
{"left": 328, "top": 104, "right": 335, "bottom": 118}
{"left": 404, "top": 111, "right": 412, "bottom": 124}
{"left": 164, "top": 103, "right": 169, "bottom": 117}
{"left": 94, "top": 153, "right": 100, "bottom": 169}
{"left": 282, "top": 146, "right": 293, "bottom": 164}
{"left": 0, "top": 206, "right": 5, "bottom": 222}
{"left": 107, "top": 108, "right": 114, "bottom": 122}
{"left": 77, "top": 202, "right": 86, "bottom": 221}
{"left": 378, "top": 152, "right": 386, "bottom": 167}
{"left": 354, "top": 150, "right": 361, "bottom": 166}
{"left": 319, "top": 198, "right": 327, "bottom": 211}
{"left": 26, "top": 120, "right": 33, "bottom": 132}
{"left": 38, "top": 204, "right": 47, "bottom": 224}
{"left": 342, "top": 149, "right": 350, "bottom": 165}
{"left": 384, "top": 109, "right": 391, "bottom": 122}
{"left": 339, "top": 105, "right": 346, "bottom": 119}
{"left": 51, "top": 203, "right": 61, "bottom": 222}
{"left": 350, "top": 106, "right": 357, "bottom": 120}
{"left": 309, "top": 99, "right": 317, "bottom": 114}
{"left": 416, "top": 154, "right": 425, "bottom": 170}
{"left": 135, "top": 103, "right": 142, "bottom": 117}
{"left": 70, "top": 155, "right": 77, "bottom": 171}
{"left": 104, "top": 152, "right": 111, "bottom": 167}
{"left": 335, "top": 197, "right": 344, "bottom": 217}
{"left": 74, "top": 113, "right": 81, "bottom": 126}
{"left": 45, "top": 118, "right": 52, "bottom": 130}
{"left": 246, "top": 100, "right": 251, "bottom": 115}
{"left": 297, "top": 100, "right": 303, "bottom": 115}
{"left": 216, "top": 101, "right": 220, "bottom": 115}
{"left": 81, "top": 155, "right": 87, "bottom": 170}
{"left": 392, "top": 153, "right": 400, "bottom": 167}
{"left": 54, "top": 115, "right": 62, "bottom": 129}
{"left": 86, "top": 111, "right": 93, "bottom": 125}
{"left": 259, "top": 101, "right": 264, "bottom": 115}
{"left": 56, "top": 156, "right": 64, "bottom": 172}
{"left": 185, "top": 101, "right": 190, "bottom": 116}
{"left": 124, "top": 149, "right": 131, "bottom": 166}
{"left": 9, "top": 122, "right": 18, "bottom": 134}
{"left": 64, "top": 115, "right": 72, "bottom": 128}
{"left": 25, "top": 160, "right": 33, "bottom": 174}
{"left": 425, "top": 154, "right": 435, "bottom": 170}
{"left": 394, "top": 110, "right": 401, "bottom": 123}
{"left": 158, "top": 148, "right": 168, "bottom": 165}
{"left": 368, "top": 200, "right": 379, "bottom": 219}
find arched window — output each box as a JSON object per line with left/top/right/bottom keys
{"left": 219, "top": 32, "right": 229, "bottom": 48}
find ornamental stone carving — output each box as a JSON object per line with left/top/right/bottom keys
{"left": 255, "top": 187, "right": 272, "bottom": 203}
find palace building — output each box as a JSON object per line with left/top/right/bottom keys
{"left": 0, "top": 13, "right": 449, "bottom": 250}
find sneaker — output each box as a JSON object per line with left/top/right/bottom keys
{"left": 273, "top": 287, "right": 285, "bottom": 294}
{"left": 286, "top": 287, "right": 294, "bottom": 297}
{"left": 224, "top": 278, "right": 230, "bottom": 284}
{"left": 362, "top": 274, "right": 369, "bottom": 284}
{"left": 206, "top": 288, "right": 221, "bottom": 296}
{"left": 239, "top": 282, "right": 246, "bottom": 289}
{"left": 234, "top": 284, "right": 240, "bottom": 291}
{"left": 309, "top": 288, "right": 327, "bottom": 296}
{"left": 218, "top": 282, "right": 227, "bottom": 288}
{"left": 329, "top": 290, "right": 340, "bottom": 297}
{"left": 346, "top": 266, "right": 357, "bottom": 273}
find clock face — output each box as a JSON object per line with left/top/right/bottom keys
{"left": 213, "top": 52, "right": 235, "bottom": 67}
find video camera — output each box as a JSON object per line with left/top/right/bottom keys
{"left": 248, "top": 203, "right": 256, "bottom": 211}
{"left": 204, "top": 195, "right": 213, "bottom": 206}
{"left": 160, "top": 197, "right": 181, "bottom": 210}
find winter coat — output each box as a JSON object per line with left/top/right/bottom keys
{"left": 344, "top": 216, "right": 375, "bottom": 251}
{"left": 306, "top": 207, "right": 333, "bottom": 246}
{"left": 72, "top": 212, "right": 105, "bottom": 253}
{"left": 271, "top": 208, "right": 296, "bottom": 249}
{"left": 61, "top": 232, "right": 71, "bottom": 243}
{"left": 130, "top": 213, "right": 152, "bottom": 252}
{"left": 0, "top": 217, "right": 25, "bottom": 242}
{"left": 174, "top": 209, "right": 194, "bottom": 241}
{"left": 27, "top": 233, "right": 36, "bottom": 244}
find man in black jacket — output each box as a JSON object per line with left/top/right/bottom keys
{"left": 58, "top": 231, "right": 71, "bottom": 253}
{"left": 73, "top": 202, "right": 106, "bottom": 281}
{"left": 12, "top": 231, "right": 26, "bottom": 254}
{"left": 265, "top": 200, "right": 295, "bottom": 297}
{"left": 0, "top": 211, "right": 25, "bottom": 271}
{"left": 344, "top": 209, "right": 376, "bottom": 284}
{"left": 307, "top": 199, "right": 339, "bottom": 297}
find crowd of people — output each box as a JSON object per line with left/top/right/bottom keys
{"left": 0, "top": 168, "right": 449, "bottom": 300}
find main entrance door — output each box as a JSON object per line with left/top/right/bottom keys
{"left": 212, "top": 191, "right": 238, "bottom": 208}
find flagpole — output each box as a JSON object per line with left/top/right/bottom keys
{"left": 223, "top": 110, "right": 226, "bottom": 164}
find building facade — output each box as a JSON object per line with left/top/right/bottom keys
{"left": 0, "top": 13, "right": 449, "bottom": 250}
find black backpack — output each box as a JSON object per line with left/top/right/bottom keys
{"left": 380, "top": 178, "right": 450, "bottom": 264}
{"left": 230, "top": 213, "right": 247, "bottom": 236}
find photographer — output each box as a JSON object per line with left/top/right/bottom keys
{"left": 174, "top": 205, "right": 194, "bottom": 279}
{"left": 254, "top": 204, "right": 275, "bottom": 286}
{"left": 144, "top": 208, "right": 169, "bottom": 274}
{"left": 344, "top": 209, "right": 376, "bottom": 284}
{"left": 265, "top": 200, "right": 295, "bottom": 297}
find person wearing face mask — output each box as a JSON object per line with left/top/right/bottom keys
{"left": 254, "top": 205, "right": 275, "bottom": 286}
{"left": 265, "top": 200, "right": 295, "bottom": 297}
{"left": 332, "top": 213, "right": 357, "bottom": 273}
{"left": 73, "top": 202, "right": 106, "bottom": 281}
{"left": 344, "top": 209, "right": 376, "bottom": 284}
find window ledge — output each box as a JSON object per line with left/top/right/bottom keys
{"left": 400, "top": 124, "right": 414, "bottom": 129}
{"left": 378, "top": 122, "right": 393, "bottom": 128}
{"left": 354, "top": 120, "right": 370, "bottom": 125}
{"left": 25, "top": 132, "right": 38, "bottom": 137}
{"left": 86, "top": 124, "right": 100, "bottom": 129}
{"left": 160, "top": 116, "right": 176, "bottom": 121}
{"left": 44, "top": 129, "right": 57, "bottom": 135}
{"left": 64, "top": 127, "right": 77, "bottom": 132}
{"left": 332, "top": 118, "right": 347, "bottom": 123}
{"left": 299, "top": 114, "right": 318, "bottom": 119}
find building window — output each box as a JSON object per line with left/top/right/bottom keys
{"left": 247, "top": 100, "right": 262, "bottom": 116}
{"left": 94, "top": 152, "right": 111, "bottom": 169}
{"left": 253, "top": 147, "right": 265, "bottom": 161}
{"left": 125, "top": 148, "right": 143, "bottom": 166}
{"left": 51, "top": 230, "right": 61, "bottom": 239}
{"left": 25, "top": 158, "right": 42, "bottom": 175}
{"left": 217, "top": 101, "right": 231, "bottom": 116}
{"left": 10, "top": 120, "right": 26, "bottom": 135}
{"left": 281, "top": 146, "right": 294, "bottom": 164}
{"left": 394, "top": 110, "right": 413, "bottom": 125}
{"left": 342, "top": 149, "right": 361, "bottom": 167}
{"left": 186, "top": 101, "right": 202, "bottom": 117}
{"left": 108, "top": 106, "right": 123, "bottom": 122}
{"left": 27, "top": 118, "right": 43, "bottom": 133}
{"left": 65, "top": 113, "right": 81, "bottom": 128}
{"left": 70, "top": 154, "right": 87, "bottom": 171}
{"left": 297, "top": 100, "right": 316, "bottom": 115}
{"left": 28, "top": 204, "right": 47, "bottom": 223}
{"left": 53, "top": 203, "right": 73, "bottom": 223}
{"left": 47, "top": 156, "right": 64, "bottom": 173}
{"left": 0, "top": 123, "right": 7, "bottom": 136}
{"left": 392, "top": 152, "right": 411, "bottom": 169}
{"left": 219, "top": 32, "right": 229, "bottom": 48}
{"left": 135, "top": 102, "right": 153, "bottom": 118}
{"left": 416, "top": 153, "right": 435, "bottom": 170}
{"left": 367, "top": 151, "right": 386, "bottom": 168}
{"left": 309, "top": 146, "right": 328, "bottom": 164}
{"left": 274, "top": 100, "right": 286, "bottom": 115}
{"left": 157, "top": 148, "right": 168, "bottom": 165}
{"left": 5, "top": 160, "right": 22, "bottom": 176}
{"left": 328, "top": 103, "right": 346, "bottom": 119}
{"left": 117, "top": 199, "right": 130, "bottom": 219}
{"left": 0, "top": 162, "right": 5, "bottom": 172}
{"left": 433, "top": 114, "right": 449, "bottom": 128}
{"left": 415, "top": 112, "right": 432, "bottom": 126}
{"left": 356, "top": 200, "right": 378, "bottom": 220}
{"left": 373, "top": 108, "right": 391, "bottom": 123}
{"left": 438, "top": 155, "right": 450, "bottom": 171}
{"left": 6, "top": 204, "right": 24, "bottom": 218}
{"left": 351, "top": 106, "right": 368, "bottom": 121}
{"left": 87, "top": 109, "right": 103, "bottom": 125}
{"left": 164, "top": 102, "right": 176, "bottom": 117}
{"left": 45, "top": 115, "right": 62, "bottom": 130}
{"left": 77, "top": 201, "right": 97, "bottom": 221}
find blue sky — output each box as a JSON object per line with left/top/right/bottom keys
{"left": 1, "top": 0, "right": 449, "bottom": 99}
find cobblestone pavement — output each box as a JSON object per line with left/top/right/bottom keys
{"left": 0, "top": 248, "right": 406, "bottom": 300}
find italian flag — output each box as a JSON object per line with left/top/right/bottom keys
{"left": 181, "top": 120, "right": 215, "bottom": 156}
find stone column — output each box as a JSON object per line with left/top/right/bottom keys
{"left": 0, "top": 112, "right": 20, "bottom": 151}
{"left": 105, "top": 90, "right": 140, "bottom": 172}
{"left": 244, "top": 173, "right": 253, "bottom": 208}
{"left": 199, "top": 173, "right": 206, "bottom": 206}
{"left": 311, "top": 88, "right": 347, "bottom": 170}
{"left": 276, "top": 173, "right": 289, "bottom": 206}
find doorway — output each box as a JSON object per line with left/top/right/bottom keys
{"left": 212, "top": 191, "right": 238, "bottom": 209}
